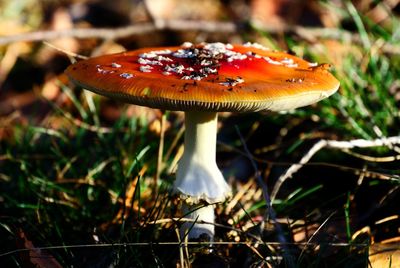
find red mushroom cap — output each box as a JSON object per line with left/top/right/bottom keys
{"left": 65, "top": 42, "right": 339, "bottom": 112}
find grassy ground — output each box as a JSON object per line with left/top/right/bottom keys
{"left": 1, "top": 0, "right": 400, "bottom": 267}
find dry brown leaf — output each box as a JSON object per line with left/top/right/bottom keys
{"left": 0, "top": 91, "right": 38, "bottom": 115}
{"left": 250, "top": 0, "right": 287, "bottom": 30}
{"left": 51, "top": 8, "right": 79, "bottom": 53}
{"left": 369, "top": 242, "right": 400, "bottom": 268}
{"left": 292, "top": 223, "right": 320, "bottom": 243}
{"left": 17, "top": 229, "right": 63, "bottom": 268}
{"left": 126, "top": 105, "right": 163, "bottom": 125}
{"left": 111, "top": 165, "right": 148, "bottom": 224}
{"left": 41, "top": 73, "right": 68, "bottom": 101}
{"left": 145, "top": 0, "right": 222, "bottom": 21}
{"left": 0, "top": 42, "right": 31, "bottom": 87}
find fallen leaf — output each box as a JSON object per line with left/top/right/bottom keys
{"left": 369, "top": 242, "right": 400, "bottom": 268}
{"left": 17, "top": 229, "right": 63, "bottom": 268}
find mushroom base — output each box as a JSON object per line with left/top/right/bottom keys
{"left": 181, "top": 203, "right": 215, "bottom": 241}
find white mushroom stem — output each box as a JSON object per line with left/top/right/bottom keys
{"left": 182, "top": 203, "right": 215, "bottom": 240}
{"left": 174, "top": 111, "right": 231, "bottom": 239}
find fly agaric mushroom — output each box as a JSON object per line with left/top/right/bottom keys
{"left": 65, "top": 42, "right": 339, "bottom": 240}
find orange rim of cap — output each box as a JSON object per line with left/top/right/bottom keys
{"left": 65, "top": 42, "right": 340, "bottom": 112}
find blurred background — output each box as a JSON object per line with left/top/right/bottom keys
{"left": 1, "top": 0, "right": 400, "bottom": 267}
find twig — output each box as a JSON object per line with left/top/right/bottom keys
{"left": 0, "top": 20, "right": 236, "bottom": 45}
{"left": 155, "top": 112, "right": 166, "bottom": 188}
{"left": 342, "top": 149, "right": 400, "bottom": 162}
{"left": 298, "top": 211, "right": 336, "bottom": 261}
{"left": 175, "top": 227, "right": 186, "bottom": 268}
{"left": 270, "top": 136, "right": 400, "bottom": 203}
{"left": 235, "top": 126, "right": 296, "bottom": 267}
{"left": 219, "top": 140, "right": 399, "bottom": 180}
{"left": 148, "top": 217, "right": 265, "bottom": 244}
{"left": 56, "top": 107, "right": 115, "bottom": 134}
{"left": 235, "top": 126, "right": 272, "bottom": 216}
{"left": 0, "top": 240, "right": 368, "bottom": 258}
{"left": 164, "top": 124, "right": 184, "bottom": 161}
{"left": 1, "top": 19, "right": 399, "bottom": 55}
{"left": 43, "top": 41, "right": 88, "bottom": 59}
